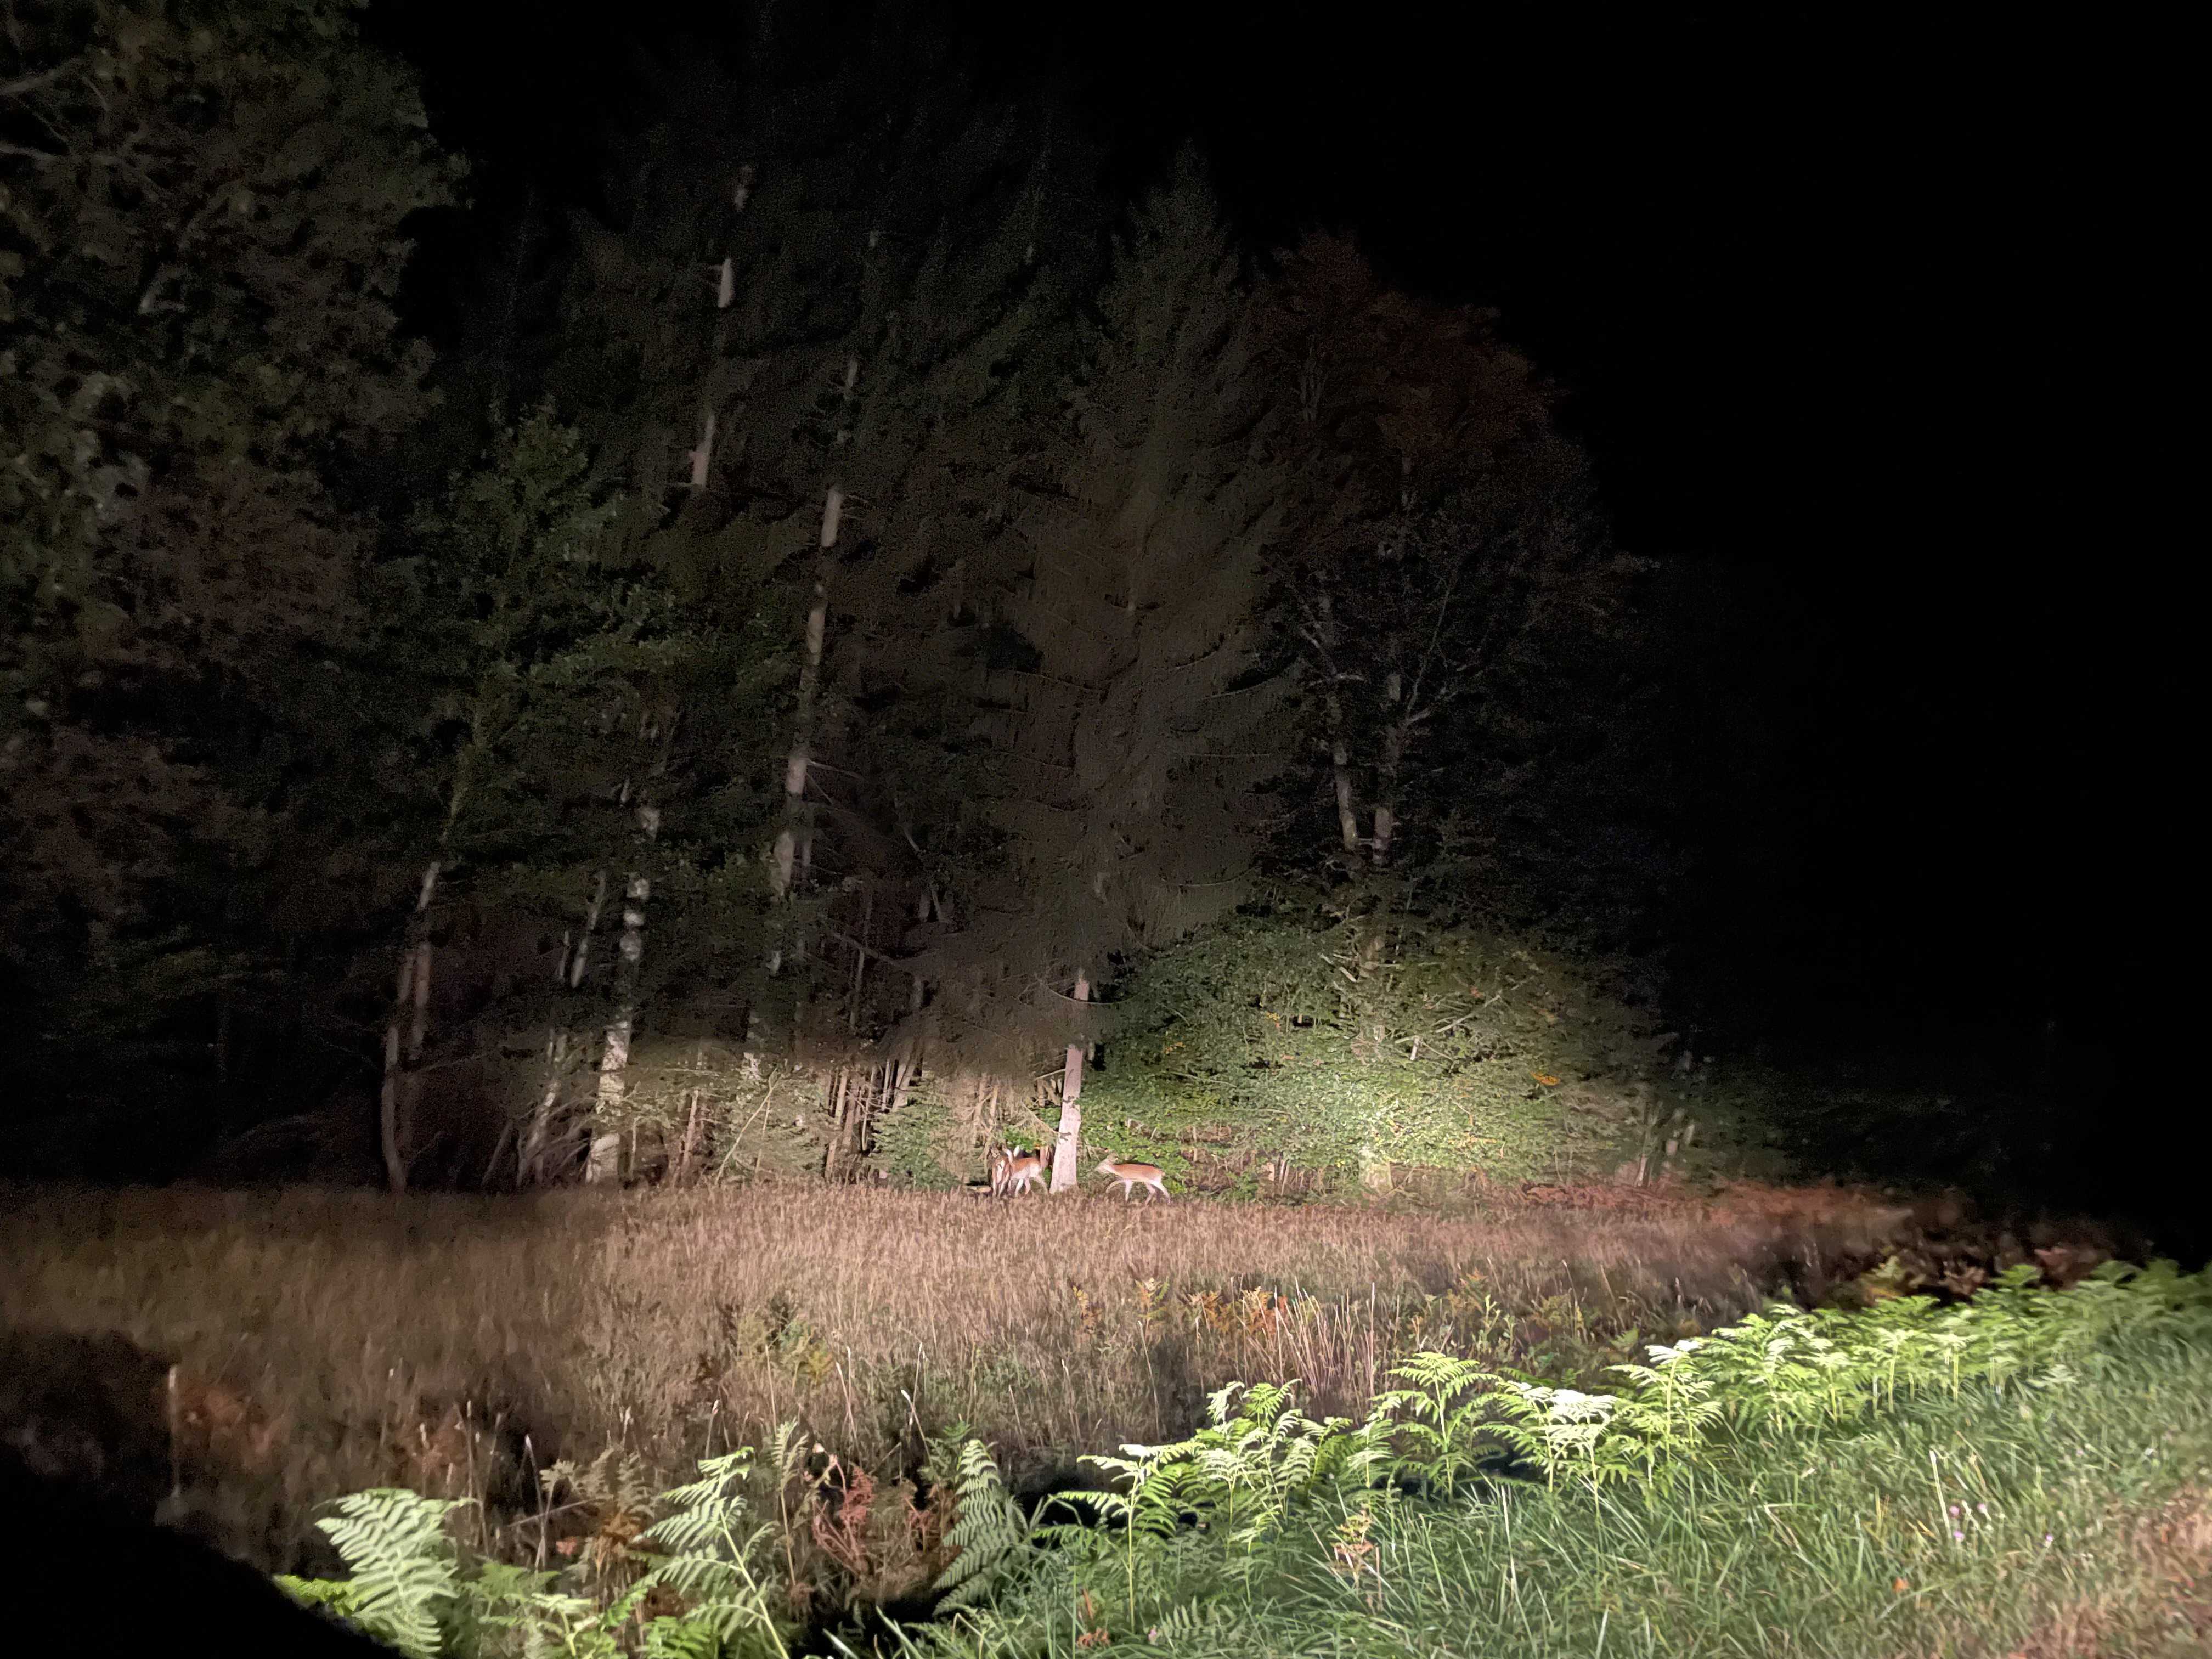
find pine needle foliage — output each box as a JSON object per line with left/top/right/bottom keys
{"left": 906, "top": 161, "right": 1289, "bottom": 1069}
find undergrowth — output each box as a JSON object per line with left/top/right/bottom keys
{"left": 3, "top": 1182, "right": 1925, "bottom": 1573}
{"left": 1079, "top": 912, "right": 1695, "bottom": 1193}
{"left": 275, "top": 1260, "right": 2212, "bottom": 1657}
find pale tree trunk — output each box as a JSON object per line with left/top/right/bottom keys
{"left": 589, "top": 797, "right": 664, "bottom": 1184}
{"left": 520, "top": 868, "right": 607, "bottom": 1185}
{"left": 821, "top": 1070, "right": 842, "bottom": 1180}
{"left": 588, "top": 710, "right": 676, "bottom": 1184}
{"left": 1330, "top": 727, "right": 1361, "bottom": 856}
{"left": 685, "top": 181, "right": 743, "bottom": 493}
{"left": 767, "top": 484, "right": 840, "bottom": 970}
{"left": 1314, "top": 590, "right": 1362, "bottom": 857}
{"left": 379, "top": 860, "right": 442, "bottom": 1195}
{"left": 1049, "top": 969, "right": 1090, "bottom": 1191}
{"left": 674, "top": 1074, "right": 705, "bottom": 1186}
{"left": 521, "top": 1030, "right": 569, "bottom": 1187}
{"left": 1371, "top": 672, "right": 1408, "bottom": 870}
{"left": 776, "top": 362, "right": 857, "bottom": 926}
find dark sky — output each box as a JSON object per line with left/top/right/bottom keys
{"left": 367, "top": 1, "right": 2191, "bottom": 1050}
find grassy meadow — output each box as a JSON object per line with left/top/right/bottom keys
{"left": 1, "top": 1180, "right": 1928, "bottom": 1567}
{"left": 10, "top": 1178, "right": 2206, "bottom": 1658}
{"left": 908, "top": 1269, "right": 2212, "bottom": 1659}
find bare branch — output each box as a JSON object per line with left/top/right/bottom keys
{"left": 0, "top": 55, "right": 86, "bottom": 104}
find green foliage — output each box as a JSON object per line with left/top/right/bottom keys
{"left": 896, "top": 1261, "right": 2212, "bottom": 1643}
{"left": 1256, "top": 236, "right": 1669, "bottom": 944}
{"left": 368, "top": 402, "right": 794, "bottom": 1180}
{"left": 2, "top": 0, "right": 455, "bottom": 689}
{"left": 278, "top": 1488, "right": 467, "bottom": 1659}
{"left": 870, "top": 1082, "right": 966, "bottom": 1191}
{"left": 1, "top": 0, "right": 460, "bottom": 1160}
{"left": 1080, "top": 907, "right": 1672, "bottom": 1187}
{"left": 892, "top": 161, "right": 1291, "bottom": 1072}
{"left": 629, "top": 1452, "right": 788, "bottom": 1656}
{"left": 382, "top": 404, "right": 657, "bottom": 870}
{"left": 281, "top": 1442, "right": 798, "bottom": 1659}
{"left": 899, "top": 1272, "right": 2212, "bottom": 1656}
{"left": 930, "top": 1437, "right": 1030, "bottom": 1610}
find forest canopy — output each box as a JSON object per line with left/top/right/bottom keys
{"left": 2, "top": 2, "right": 1674, "bottom": 1195}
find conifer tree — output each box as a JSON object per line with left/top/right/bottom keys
{"left": 921, "top": 167, "right": 1289, "bottom": 1188}
{"left": 542, "top": 27, "right": 1109, "bottom": 1171}
{"left": 1, "top": 0, "right": 455, "bottom": 1155}
{"left": 371, "top": 408, "right": 709, "bottom": 1188}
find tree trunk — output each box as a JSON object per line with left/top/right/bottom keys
{"left": 589, "top": 709, "right": 675, "bottom": 1185}
{"left": 767, "top": 485, "right": 839, "bottom": 970}
{"left": 1331, "top": 728, "right": 1362, "bottom": 857}
{"left": 1314, "top": 590, "right": 1362, "bottom": 857}
{"left": 379, "top": 860, "right": 441, "bottom": 1195}
{"left": 520, "top": 869, "right": 606, "bottom": 1187}
{"left": 820, "top": 1070, "right": 841, "bottom": 1180}
{"left": 588, "top": 805, "right": 661, "bottom": 1184}
{"left": 888, "top": 1053, "right": 918, "bottom": 1121}
{"left": 686, "top": 198, "right": 742, "bottom": 493}
{"left": 1372, "top": 691, "right": 1409, "bottom": 870}
{"left": 675, "top": 1084, "right": 704, "bottom": 1185}
{"left": 1049, "top": 968, "right": 1090, "bottom": 1191}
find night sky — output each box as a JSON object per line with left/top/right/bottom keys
{"left": 368, "top": 0, "right": 2193, "bottom": 1056}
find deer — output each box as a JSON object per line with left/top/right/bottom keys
{"left": 990, "top": 1146, "right": 1048, "bottom": 1197}
{"left": 1096, "top": 1156, "right": 1171, "bottom": 1203}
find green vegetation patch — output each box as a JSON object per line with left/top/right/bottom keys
{"left": 909, "top": 1260, "right": 2212, "bottom": 1657}
{"left": 1082, "top": 910, "right": 1691, "bottom": 1192}
{"left": 274, "top": 1260, "right": 2212, "bottom": 1657}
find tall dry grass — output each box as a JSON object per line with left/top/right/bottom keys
{"left": 0, "top": 1180, "right": 1920, "bottom": 1568}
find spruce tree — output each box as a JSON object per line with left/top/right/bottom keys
{"left": 539, "top": 26, "right": 1109, "bottom": 1175}
{"left": 0, "top": 0, "right": 455, "bottom": 1161}
{"left": 919, "top": 166, "right": 1289, "bottom": 1188}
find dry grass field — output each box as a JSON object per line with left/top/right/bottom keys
{"left": 1, "top": 1178, "right": 1981, "bottom": 1571}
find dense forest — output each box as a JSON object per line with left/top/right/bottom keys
{"left": 11, "top": 9, "right": 2212, "bottom": 1657}
{"left": 2, "top": 0, "right": 2188, "bottom": 1231}
{"left": 1, "top": 0, "right": 1649, "bottom": 1194}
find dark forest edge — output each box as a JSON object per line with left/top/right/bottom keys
{"left": 3, "top": 0, "right": 2171, "bottom": 1240}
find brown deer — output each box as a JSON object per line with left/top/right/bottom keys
{"left": 1096, "top": 1156, "right": 1171, "bottom": 1203}
{"left": 990, "top": 1146, "right": 1048, "bottom": 1196}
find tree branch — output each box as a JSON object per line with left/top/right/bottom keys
{"left": 0, "top": 56, "right": 86, "bottom": 104}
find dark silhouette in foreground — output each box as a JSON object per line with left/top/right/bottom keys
{"left": 0, "top": 1353, "right": 392, "bottom": 1658}
{"left": 1, "top": 1496, "right": 395, "bottom": 1656}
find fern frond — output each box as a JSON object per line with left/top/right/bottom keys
{"left": 934, "top": 1438, "right": 1030, "bottom": 1610}
{"left": 313, "top": 1488, "right": 469, "bottom": 1659}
